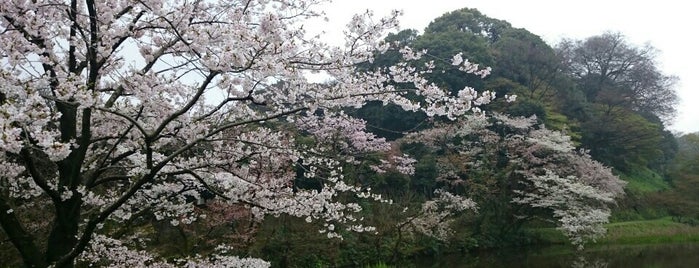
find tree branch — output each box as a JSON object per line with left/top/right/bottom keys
{"left": 20, "top": 148, "right": 61, "bottom": 203}
{"left": 150, "top": 71, "right": 219, "bottom": 140}
{"left": 85, "top": 107, "right": 143, "bottom": 187}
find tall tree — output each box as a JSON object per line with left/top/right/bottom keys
{"left": 492, "top": 28, "right": 563, "bottom": 102}
{"left": 557, "top": 33, "right": 678, "bottom": 169}
{"left": 558, "top": 32, "right": 678, "bottom": 122}
{"left": 423, "top": 8, "right": 511, "bottom": 44}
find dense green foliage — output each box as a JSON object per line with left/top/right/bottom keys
{"left": 646, "top": 134, "right": 699, "bottom": 224}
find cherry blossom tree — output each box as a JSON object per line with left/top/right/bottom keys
{"left": 0, "top": 0, "right": 495, "bottom": 267}
{"left": 402, "top": 114, "right": 626, "bottom": 248}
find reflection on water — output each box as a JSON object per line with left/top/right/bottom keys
{"left": 413, "top": 243, "right": 699, "bottom": 268}
{"left": 571, "top": 256, "right": 609, "bottom": 268}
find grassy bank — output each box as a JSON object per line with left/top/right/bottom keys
{"left": 531, "top": 217, "right": 699, "bottom": 246}
{"left": 599, "top": 217, "right": 699, "bottom": 244}
{"left": 619, "top": 166, "right": 669, "bottom": 193}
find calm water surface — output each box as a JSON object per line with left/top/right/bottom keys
{"left": 413, "top": 243, "right": 699, "bottom": 267}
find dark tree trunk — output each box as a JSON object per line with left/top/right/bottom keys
{"left": 45, "top": 198, "right": 82, "bottom": 268}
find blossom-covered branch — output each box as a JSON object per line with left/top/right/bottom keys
{"left": 0, "top": 0, "right": 496, "bottom": 266}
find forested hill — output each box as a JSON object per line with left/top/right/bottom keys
{"left": 353, "top": 8, "right": 679, "bottom": 189}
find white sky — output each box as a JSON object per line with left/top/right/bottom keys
{"left": 314, "top": 0, "right": 698, "bottom": 134}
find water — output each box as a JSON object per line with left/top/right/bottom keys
{"left": 413, "top": 243, "right": 699, "bottom": 267}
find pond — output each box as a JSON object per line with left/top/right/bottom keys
{"left": 412, "top": 243, "right": 699, "bottom": 267}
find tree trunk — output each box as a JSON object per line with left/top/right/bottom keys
{"left": 46, "top": 199, "right": 82, "bottom": 268}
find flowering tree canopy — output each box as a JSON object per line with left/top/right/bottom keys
{"left": 403, "top": 114, "right": 626, "bottom": 248}
{"left": 0, "top": 0, "right": 497, "bottom": 267}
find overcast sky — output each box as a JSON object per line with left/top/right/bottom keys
{"left": 314, "top": 0, "right": 698, "bottom": 134}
